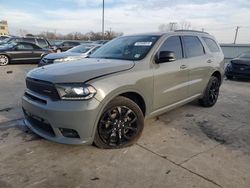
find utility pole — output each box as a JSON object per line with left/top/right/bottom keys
{"left": 233, "top": 26, "right": 240, "bottom": 44}
{"left": 102, "top": 0, "right": 105, "bottom": 40}
{"left": 169, "top": 22, "right": 177, "bottom": 31}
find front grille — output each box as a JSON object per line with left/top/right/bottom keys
{"left": 23, "top": 109, "right": 55, "bottom": 137}
{"left": 26, "top": 77, "right": 60, "bottom": 100}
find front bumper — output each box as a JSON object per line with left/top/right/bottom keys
{"left": 22, "top": 90, "right": 103, "bottom": 145}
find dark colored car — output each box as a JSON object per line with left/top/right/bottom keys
{"left": 0, "top": 36, "right": 51, "bottom": 49}
{"left": 39, "top": 44, "right": 101, "bottom": 67}
{"left": 0, "top": 42, "right": 52, "bottom": 66}
{"left": 225, "top": 52, "right": 250, "bottom": 79}
{"left": 52, "top": 41, "right": 81, "bottom": 53}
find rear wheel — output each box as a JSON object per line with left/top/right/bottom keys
{"left": 0, "top": 55, "right": 9, "bottom": 66}
{"left": 94, "top": 96, "right": 144, "bottom": 149}
{"left": 199, "top": 76, "right": 220, "bottom": 107}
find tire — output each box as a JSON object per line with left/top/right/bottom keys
{"left": 226, "top": 75, "right": 233, "bottom": 80}
{"left": 0, "top": 55, "right": 9, "bottom": 66}
{"left": 94, "top": 96, "right": 144, "bottom": 149}
{"left": 199, "top": 76, "right": 220, "bottom": 107}
{"left": 56, "top": 49, "right": 62, "bottom": 53}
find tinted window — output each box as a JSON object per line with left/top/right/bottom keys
{"left": 16, "top": 44, "right": 34, "bottom": 50}
{"left": 202, "top": 37, "right": 220, "bottom": 53}
{"left": 37, "top": 39, "right": 48, "bottom": 48}
{"left": 160, "top": 36, "right": 183, "bottom": 59}
{"left": 22, "top": 38, "right": 36, "bottom": 43}
{"left": 183, "top": 36, "right": 205, "bottom": 58}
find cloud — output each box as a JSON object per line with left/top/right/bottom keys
{"left": 1, "top": 0, "right": 250, "bottom": 43}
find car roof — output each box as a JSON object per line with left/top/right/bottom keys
{"left": 125, "top": 30, "right": 212, "bottom": 37}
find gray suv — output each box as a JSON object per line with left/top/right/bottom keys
{"left": 22, "top": 31, "right": 224, "bottom": 149}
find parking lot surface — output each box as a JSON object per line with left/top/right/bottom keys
{"left": 0, "top": 64, "right": 250, "bottom": 188}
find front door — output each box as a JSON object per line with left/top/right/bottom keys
{"left": 153, "top": 36, "right": 189, "bottom": 110}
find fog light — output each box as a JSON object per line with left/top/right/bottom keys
{"left": 59, "top": 128, "right": 80, "bottom": 138}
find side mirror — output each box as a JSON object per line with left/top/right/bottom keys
{"left": 155, "top": 51, "right": 176, "bottom": 64}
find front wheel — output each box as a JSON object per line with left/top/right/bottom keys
{"left": 94, "top": 96, "right": 144, "bottom": 149}
{"left": 0, "top": 55, "right": 9, "bottom": 66}
{"left": 199, "top": 76, "right": 220, "bottom": 107}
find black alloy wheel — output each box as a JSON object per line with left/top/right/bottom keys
{"left": 199, "top": 76, "right": 220, "bottom": 107}
{"left": 94, "top": 96, "right": 144, "bottom": 149}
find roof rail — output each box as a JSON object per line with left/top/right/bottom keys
{"left": 174, "top": 30, "right": 209, "bottom": 34}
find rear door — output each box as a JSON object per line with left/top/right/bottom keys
{"left": 153, "top": 36, "right": 189, "bottom": 110}
{"left": 182, "top": 35, "right": 210, "bottom": 96}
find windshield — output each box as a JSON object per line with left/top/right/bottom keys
{"left": 67, "top": 45, "right": 94, "bottom": 53}
{"left": 90, "top": 35, "right": 160, "bottom": 60}
{"left": 239, "top": 52, "right": 250, "bottom": 59}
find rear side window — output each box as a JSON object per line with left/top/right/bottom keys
{"left": 16, "top": 44, "right": 34, "bottom": 50}
{"left": 183, "top": 36, "right": 205, "bottom": 58}
{"left": 22, "top": 38, "right": 36, "bottom": 43}
{"left": 36, "top": 39, "right": 48, "bottom": 48}
{"left": 202, "top": 37, "right": 220, "bottom": 53}
{"left": 159, "top": 36, "right": 183, "bottom": 59}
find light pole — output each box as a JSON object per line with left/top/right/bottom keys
{"left": 233, "top": 26, "right": 240, "bottom": 44}
{"left": 102, "top": 0, "right": 105, "bottom": 40}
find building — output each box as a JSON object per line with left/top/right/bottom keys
{"left": 0, "top": 20, "right": 9, "bottom": 36}
{"left": 220, "top": 44, "right": 250, "bottom": 62}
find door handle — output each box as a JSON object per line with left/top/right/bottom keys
{"left": 180, "top": 65, "right": 188, "bottom": 69}
{"left": 207, "top": 59, "right": 213, "bottom": 63}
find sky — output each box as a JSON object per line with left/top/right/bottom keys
{"left": 1, "top": 0, "right": 250, "bottom": 43}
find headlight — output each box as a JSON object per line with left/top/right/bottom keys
{"left": 54, "top": 56, "right": 83, "bottom": 63}
{"left": 55, "top": 84, "right": 97, "bottom": 100}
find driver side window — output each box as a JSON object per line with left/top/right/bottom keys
{"left": 16, "top": 44, "right": 34, "bottom": 50}
{"left": 160, "top": 36, "right": 183, "bottom": 60}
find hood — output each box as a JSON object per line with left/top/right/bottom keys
{"left": 231, "top": 58, "right": 250, "bottom": 66}
{"left": 44, "top": 52, "right": 81, "bottom": 60}
{"left": 27, "top": 58, "right": 135, "bottom": 83}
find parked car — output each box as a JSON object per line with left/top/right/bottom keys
{"left": 0, "top": 36, "right": 51, "bottom": 49}
{"left": 225, "top": 51, "right": 250, "bottom": 79}
{"left": 52, "top": 41, "right": 81, "bottom": 53}
{"left": 22, "top": 31, "right": 224, "bottom": 148}
{"left": 0, "top": 42, "right": 52, "bottom": 66}
{"left": 39, "top": 44, "right": 101, "bottom": 67}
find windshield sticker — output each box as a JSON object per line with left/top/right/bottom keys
{"left": 134, "top": 54, "right": 141, "bottom": 58}
{"left": 134, "top": 42, "right": 152, "bottom": 46}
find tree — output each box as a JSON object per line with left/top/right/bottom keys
{"left": 158, "top": 21, "right": 193, "bottom": 32}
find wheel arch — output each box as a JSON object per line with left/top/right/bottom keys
{"left": 119, "top": 92, "right": 146, "bottom": 116}
{"left": 211, "top": 71, "right": 222, "bottom": 85}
